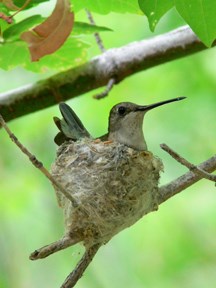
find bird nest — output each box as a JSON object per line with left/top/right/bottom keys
{"left": 51, "top": 138, "right": 163, "bottom": 247}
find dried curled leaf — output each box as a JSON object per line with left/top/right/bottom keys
{"left": 21, "top": 0, "right": 74, "bottom": 61}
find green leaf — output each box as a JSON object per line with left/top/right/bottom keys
{"left": 0, "top": 41, "right": 29, "bottom": 70}
{"left": 138, "top": 0, "right": 216, "bottom": 46}
{"left": 175, "top": 0, "right": 216, "bottom": 47}
{"left": 3, "top": 15, "right": 44, "bottom": 41}
{"left": 0, "top": 37, "right": 89, "bottom": 72}
{"left": 73, "top": 22, "right": 112, "bottom": 35}
{"left": 24, "top": 37, "right": 89, "bottom": 73}
{"left": 71, "top": 0, "right": 141, "bottom": 14}
{"left": 12, "top": 0, "right": 50, "bottom": 10}
{"left": 138, "top": 0, "right": 174, "bottom": 31}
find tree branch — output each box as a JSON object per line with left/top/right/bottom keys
{"left": 160, "top": 143, "right": 216, "bottom": 182}
{"left": 0, "top": 25, "right": 215, "bottom": 122}
{"left": 85, "top": 9, "right": 116, "bottom": 99}
{"left": 60, "top": 244, "right": 101, "bottom": 288}
{"left": 0, "top": 113, "right": 78, "bottom": 207}
{"left": 85, "top": 9, "right": 106, "bottom": 53}
{"left": 158, "top": 154, "right": 216, "bottom": 204}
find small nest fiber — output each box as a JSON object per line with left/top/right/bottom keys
{"left": 51, "top": 138, "right": 163, "bottom": 247}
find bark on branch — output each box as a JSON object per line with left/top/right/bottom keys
{"left": 0, "top": 25, "right": 215, "bottom": 122}
{"left": 158, "top": 155, "right": 216, "bottom": 204}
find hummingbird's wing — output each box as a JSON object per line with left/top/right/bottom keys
{"left": 54, "top": 102, "right": 91, "bottom": 145}
{"left": 53, "top": 117, "right": 69, "bottom": 145}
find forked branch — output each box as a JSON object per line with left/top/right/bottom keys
{"left": 158, "top": 152, "right": 216, "bottom": 204}
{"left": 160, "top": 143, "right": 216, "bottom": 182}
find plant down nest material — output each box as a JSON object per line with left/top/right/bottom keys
{"left": 51, "top": 138, "right": 163, "bottom": 247}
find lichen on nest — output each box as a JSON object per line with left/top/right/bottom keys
{"left": 51, "top": 138, "right": 163, "bottom": 247}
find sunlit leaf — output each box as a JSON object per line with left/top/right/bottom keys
{"left": 23, "top": 37, "right": 89, "bottom": 72}
{"left": 175, "top": 0, "right": 216, "bottom": 47}
{"left": 0, "top": 37, "right": 89, "bottom": 72}
{"left": 0, "top": 41, "right": 29, "bottom": 70}
{"left": 71, "top": 0, "right": 141, "bottom": 14}
{"left": 138, "top": 0, "right": 216, "bottom": 47}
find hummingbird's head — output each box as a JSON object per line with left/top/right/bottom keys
{"left": 108, "top": 102, "right": 148, "bottom": 150}
{"left": 108, "top": 97, "right": 186, "bottom": 151}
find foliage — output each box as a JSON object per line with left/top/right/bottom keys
{"left": 0, "top": 0, "right": 215, "bottom": 72}
{"left": 71, "top": 0, "right": 141, "bottom": 14}
{"left": 138, "top": 0, "right": 216, "bottom": 47}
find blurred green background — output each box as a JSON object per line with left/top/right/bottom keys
{"left": 0, "top": 2, "right": 216, "bottom": 288}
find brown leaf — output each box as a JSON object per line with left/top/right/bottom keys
{"left": 21, "top": 0, "right": 74, "bottom": 61}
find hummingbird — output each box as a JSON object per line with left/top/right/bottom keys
{"left": 54, "top": 97, "right": 186, "bottom": 150}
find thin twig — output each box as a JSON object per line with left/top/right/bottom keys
{"left": 0, "top": 114, "right": 78, "bottom": 207}
{"left": 9, "top": 0, "right": 31, "bottom": 19}
{"left": 158, "top": 154, "right": 216, "bottom": 204}
{"left": 61, "top": 243, "right": 101, "bottom": 288}
{"left": 93, "top": 78, "right": 116, "bottom": 99}
{"left": 86, "top": 9, "right": 116, "bottom": 99}
{"left": 85, "top": 9, "right": 106, "bottom": 53}
{"left": 30, "top": 236, "right": 78, "bottom": 260}
{"left": 160, "top": 143, "right": 216, "bottom": 182}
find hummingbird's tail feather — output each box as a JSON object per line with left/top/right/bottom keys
{"left": 54, "top": 103, "right": 91, "bottom": 145}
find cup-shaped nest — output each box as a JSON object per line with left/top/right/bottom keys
{"left": 51, "top": 138, "right": 163, "bottom": 247}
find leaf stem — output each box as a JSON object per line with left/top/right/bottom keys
{"left": 86, "top": 9, "right": 116, "bottom": 99}
{"left": 9, "top": 0, "right": 32, "bottom": 19}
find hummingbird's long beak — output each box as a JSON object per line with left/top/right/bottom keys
{"left": 136, "top": 97, "right": 186, "bottom": 112}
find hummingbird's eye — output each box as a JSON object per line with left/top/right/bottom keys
{"left": 117, "top": 106, "right": 126, "bottom": 115}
